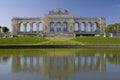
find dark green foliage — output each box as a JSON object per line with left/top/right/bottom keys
{"left": 106, "top": 23, "right": 120, "bottom": 32}
{"left": 2, "top": 27, "right": 9, "bottom": 33}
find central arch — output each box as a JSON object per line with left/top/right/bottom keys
{"left": 56, "top": 22, "right": 61, "bottom": 32}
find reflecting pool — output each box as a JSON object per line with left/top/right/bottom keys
{"left": 0, "top": 49, "right": 120, "bottom": 80}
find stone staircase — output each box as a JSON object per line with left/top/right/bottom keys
{"left": 43, "top": 32, "right": 75, "bottom": 37}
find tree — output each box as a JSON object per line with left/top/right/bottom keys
{"left": 106, "top": 23, "right": 120, "bottom": 33}
{"left": 2, "top": 27, "right": 9, "bottom": 33}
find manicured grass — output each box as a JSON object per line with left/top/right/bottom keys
{"left": 0, "top": 35, "right": 48, "bottom": 45}
{"left": 0, "top": 48, "right": 120, "bottom": 54}
{"left": 0, "top": 36, "right": 120, "bottom": 45}
{"left": 72, "top": 36, "right": 120, "bottom": 44}
{"left": 42, "top": 37, "right": 82, "bottom": 45}
{"left": 43, "top": 40, "right": 81, "bottom": 45}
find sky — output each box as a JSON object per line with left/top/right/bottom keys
{"left": 0, "top": 0, "right": 120, "bottom": 31}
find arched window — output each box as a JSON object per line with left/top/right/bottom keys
{"left": 63, "top": 22, "right": 67, "bottom": 32}
{"left": 74, "top": 22, "right": 79, "bottom": 32}
{"left": 33, "top": 23, "right": 37, "bottom": 33}
{"left": 50, "top": 22, "right": 54, "bottom": 32}
{"left": 26, "top": 23, "right": 30, "bottom": 32}
{"left": 87, "top": 22, "right": 92, "bottom": 32}
{"left": 57, "top": 22, "right": 61, "bottom": 32}
{"left": 19, "top": 23, "right": 24, "bottom": 32}
{"left": 93, "top": 22, "right": 99, "bottom": 32}
{"left": 81, "top": 22, "right": 85, "bottom": 32}
{"left": 39, "top": 23, "right": 43, "bottom": 32}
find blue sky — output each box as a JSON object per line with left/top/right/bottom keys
{"left": 0, "top": 0, "right": 120, "bottom": 31}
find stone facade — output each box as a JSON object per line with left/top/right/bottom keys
{"left": 11, "top": 8, "right": 106, "bottom": 37}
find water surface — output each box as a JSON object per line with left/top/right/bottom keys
{"left": 0, "top": 49, "right": 120, "bottom": 80}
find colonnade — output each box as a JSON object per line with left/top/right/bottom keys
{"left": 16, "top": 22, "right": 102, "bottom": 34}
{"left": 11, "top": 55, "right": 106, "bottom": 73}
{"left": 19, "top": 23, "right": 43, "bottom": 33}
{"left": 74, "top": 22, "right": 100, "bottom": 33}
{"left": 12, "top": 56, "right": 42, "bottom": 72}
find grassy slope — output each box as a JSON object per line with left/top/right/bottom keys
{"left": 0, "top": 36, "right": 120, "bottom": 45}
{"left": 42, "top": 37, "right": 82, "bottom": 45}
{"left": 72, "top": 36, "right": 120, "bottom": 45}
{"left": 0, "top": 36, "right": 48, "bottom": 45}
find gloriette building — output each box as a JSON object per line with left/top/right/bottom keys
{"left": 11, "top": 8, "right": 106, "bottom": 37}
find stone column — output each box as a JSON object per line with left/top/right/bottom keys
{"left": 12, "top": 23, "right": 17, "bottom": 34}
{"left": 91, "top": 24, "right": 93, "bottom": 33}
{"left": 61, "top": 23, "right": 64, "bottom": 32}
{"left": 54, "top": 23, "right": 57, "bottom": 32}
{"left": 47, "top": 24, "right": 50, "bottom": 33}
{"left": 69, "top": 23, "right": 74, "bottom": 32}
{"left": 44, "top": 25, "right": 48, "bottom": 33}
{"left": 23, "top": 24, "right": 27, "bottom": 33}
{"left": 97, "top": 25, "right": 100, "bottom": 33}
{"left": 100, "top": 23, "right": 106, "bottom": 34}
{"left": 49, "top": 24, "right": 52, "bottom": 32}
{"left": 30, "top": 23, "right": 33, "bottom": 33}
{"left": 36, "top": 23, "right": 39, "bottom": 33}
{"left": 84, "top": 24, "right": 87, "bottom": 32}
{"left": 14, "top": 24, "right": 19, "bottom": 33}
{"left": 17, "top": 24, "right": 20, "bottom": 33}
{"left": 66, "top": 23, "right": 69, "bottom": 32}
{"left": 78, "top": 24, "right": 81, "bottom": 32}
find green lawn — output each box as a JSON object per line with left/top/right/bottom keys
{"left": 72, "top": 36, "right": 120, "bottom": 45}
{"left": 0, "top": 48, "right": 120, "bottom": 54}
{"left": 0, "top": 35, "right": 48, "bottom": 45}
{"left": 0, "top": 36, "right": 120, "bottom": 45}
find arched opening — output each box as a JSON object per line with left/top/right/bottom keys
{"left": 93, "top": 22, "right": 99, "bottom": 32}
{"left": 39, "top": 23, "right": 43, "bottom": 32}
{"left": 50, "top": 22, "right": 54, "bottom": 32}
{"left": 87, "top": 22, "right": 92, "bottom": 32}
{"left": 63, "top": 22, "right": 67, "bottom": 32}
{"left": 33, "top": 23, "right": 37, "bottom": 33}
{"left": 81, "top": 22, "right": 85, "bottom": 32}
{"left": 74, "top": 22, "right": 79, "bottom": 32}
{"left": 19, "top": 23, "right": 24, "bottom": 33}
{"left": 26, "top": 23, "right": 30, "bottom": 32}
{"left": 57, "top": 22, "right": 61, "bottom": 32}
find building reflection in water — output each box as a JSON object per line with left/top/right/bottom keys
{"left": 0, "top": 55, "right": 9, "bottom": 63}
{"left": 11, "top": 54, "right": 110, "bottom": 80}
{"left": 12, "top": 55, "right": 42, "bottom": 73}
{"left": 107, "top": 54, "right": 120, "bottom": 64}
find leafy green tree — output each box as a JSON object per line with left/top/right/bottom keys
{"left": 106, "top": 23, "right": 120, "bottom": 33}
{"left": 2, "top": 27, "right": 9, "bottom": 33}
